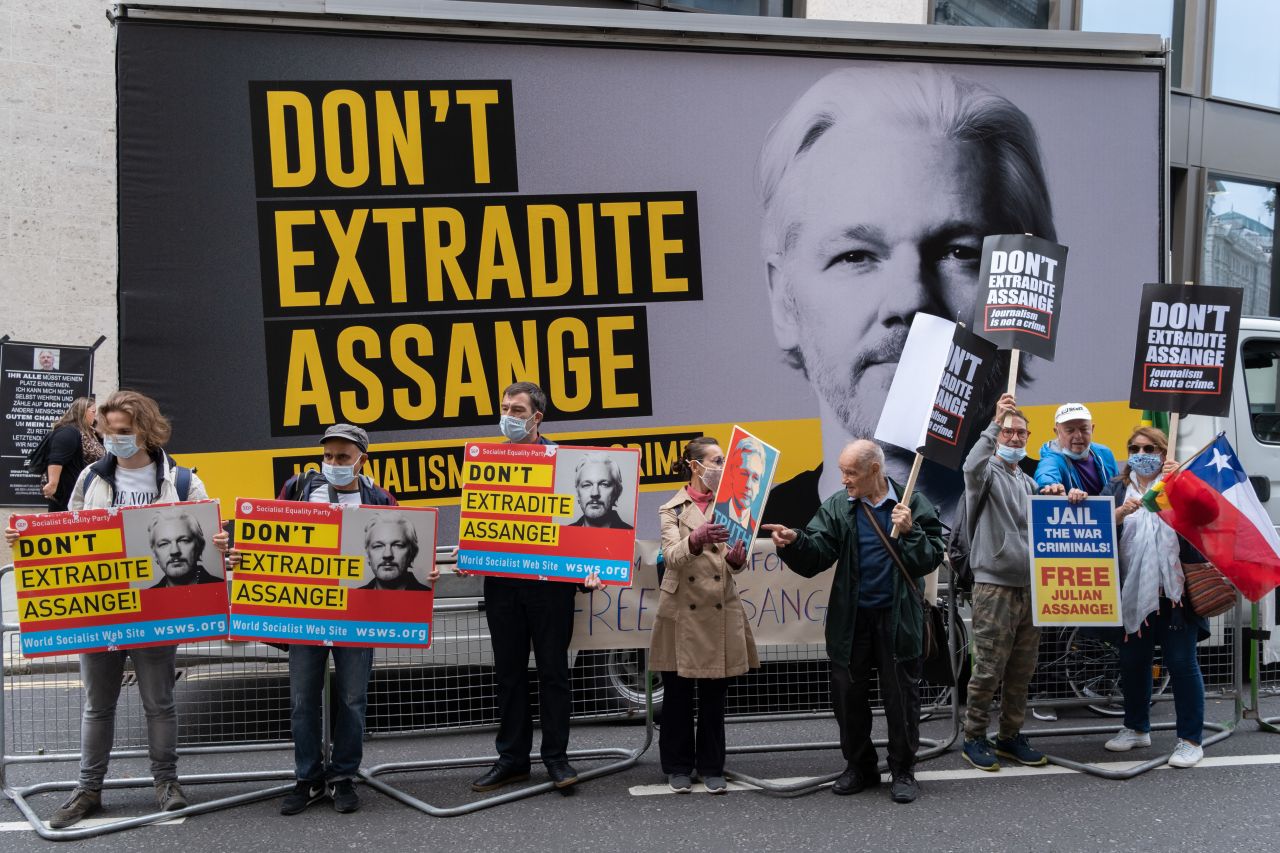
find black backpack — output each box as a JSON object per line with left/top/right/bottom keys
{"left": 946, "top": 480, "right": 991, "bottom": 598}
{"left": 24, "top": 430, "right": 56, "bottom": 475}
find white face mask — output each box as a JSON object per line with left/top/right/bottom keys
{"left": 322, "top": 462, "right": 356, "bottom": 487}
{"left": 103, "top": 434, "right": 140, "bottom": 459}
{"left": 996, "top": 444, "right": 1027, "bottom": 464}
{"left": 499, "top": 414, "right": 535, "bottom": 442}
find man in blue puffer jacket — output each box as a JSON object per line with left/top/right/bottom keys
{"left": 1034, "top": 403, "right": 1119, "bottom": 500}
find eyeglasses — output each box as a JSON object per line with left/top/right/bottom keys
{"left": 999, "top": 429, "right": 1029, "bottom": 439}
{"left": 1127, "top": 444, "right": 1161, "bottom": 455}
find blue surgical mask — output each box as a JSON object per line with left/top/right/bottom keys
{"left": 1128, "top": 453, "right": 1163, "bottom": 477}
{"left": 499, "top": 414, "right": 534, "bottom": 442}
{"left": 322, "top": 462, "right": 356, "bottom": 487}
{"left": 103, "top": 434, "right": 139, "bottom": 459}
{"left": 1062, "top": 447, "right": 1089, "bottom": 461}
{"left": 996, "top": 444, "right": 1027, "bottom": 464}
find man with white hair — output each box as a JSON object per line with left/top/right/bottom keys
{"left": 149, "top": 513, "right": 220, "bottom": 588}
{"left": 360, "top": 516, "right": 433, "bottom": 591}
{"left": 758, "top": 63, "right": 1056, "bottom": 529}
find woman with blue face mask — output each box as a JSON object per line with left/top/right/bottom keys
{"left": 1101, "top": 426, "right": 1208, "bottom": 769}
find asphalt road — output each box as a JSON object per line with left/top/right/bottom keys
{"left": 0, "top": 695, "right": 1277, "bottom": 852}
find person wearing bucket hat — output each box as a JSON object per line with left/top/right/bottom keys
{"left": 1034, "top": 403, "right": 1119, "bottom": 501}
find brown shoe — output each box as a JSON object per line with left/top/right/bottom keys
{"left": 48, "top": 787, "right": 101, "bottom": 829}
{"left": 155, "top": 780, "right": 189, "bottom": 812}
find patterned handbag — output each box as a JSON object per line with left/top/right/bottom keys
{"left": 1182, "top": 561, "right": 1237, "bottom": 618}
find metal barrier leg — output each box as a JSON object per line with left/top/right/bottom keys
{"left": 1241, "top": 603, "right": 1280, "bottom": 734}
{"left": 359, "top": 667, "right": 654, "bottom": 816}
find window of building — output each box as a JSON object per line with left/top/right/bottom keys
{"left": 664, "top": 0, "right": 793, "bottom": 14}
{"left": 1243, "top": 339, "right": 1280, "bottom": 444}
{"left": 1202, "top": 176, "right": 1276, "bottom": 315}
{"left": 1211, "top": 0, "right": 1280, "bottom": 108}
{"left": 1080, "top": 0, "right": 1182, "bottom": 86}
{"left": 933, "top": 0, "right": 1055, "bottom": 28}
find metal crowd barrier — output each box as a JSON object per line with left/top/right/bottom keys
{"left": 1243, "top": 600, "right": 1280, "bottom": 734}
{"left": 2, "top": 553, "right": 1265, "bottom": 835}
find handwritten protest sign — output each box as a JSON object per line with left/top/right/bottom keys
{"left": 570, "top": 540, "right": 827, "bottom": 650}
{"left": 974, "top": 234, "right": 1068, "bottom": 361}
{"left": 12, "top": 501, "right": 228, "bottom": 657}
{"left": 1129, "top": 283, "right": 1243, "bottom": 417}
{"left": 921, "top": 325, "right": 1000, "bottom": 469}
{"left": 711, "top": 426, "right": 779, "bottom": 547}
{"left": 458, "top": 443, "right": 639, "bottom": 584}
{"left": 229, "top": 500, "right": 437, "bottom": 647}
{"left": 1028, "top": 496, "right": 1120, "bottom": 626}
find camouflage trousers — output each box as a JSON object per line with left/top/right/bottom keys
{"left": 964, "top": 582, "right": 1041, "bottom": 740}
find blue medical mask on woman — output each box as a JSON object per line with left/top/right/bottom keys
{"left": 1128, "top": 453, "right": 1163, "bottom": 477}
{"left": 322, "top": 462, "right": 357, "bottom": 487}
{"left": 103, "top": 434, "right": 139, "bottom": 459}
{"left": 499, "top": 414, "right": 534, "bottom": 442}
{"left": 996, "top": 444, "right": 1027, "bottom": 464}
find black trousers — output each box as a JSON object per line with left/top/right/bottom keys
{"left": 830, "top": 606, "right": 921, "bottom": 778}
{"left": 484, "top": 576, "right": 578, "bottom": 769}
{"left": 659, "top": 673, "right": 729, "bottom": 777}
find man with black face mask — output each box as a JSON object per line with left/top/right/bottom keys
{"left": 471, "top": 382, "right": 602, "bottom": 795}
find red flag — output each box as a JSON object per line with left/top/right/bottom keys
{"left": 1157, "top": 435, "right": 1280, "bottom": 602}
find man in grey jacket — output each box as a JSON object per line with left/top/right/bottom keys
{"left": 960, "top": 393, "right": 1047, "bottom": 771}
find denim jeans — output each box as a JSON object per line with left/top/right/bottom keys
{"left": 1118, "top": 601, "right": 1205, "bottom": 743}
{"left": 289, "top": 645, "right": 373, "bottom": 782}
{"left": 79, "top": 646, "right": 179, "bottom": 790}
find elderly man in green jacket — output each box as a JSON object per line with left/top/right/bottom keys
{"left": 764, "top": 439, "right": 943, "bottom": 805}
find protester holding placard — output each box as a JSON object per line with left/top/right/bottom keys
{"left": 763, "top": 440, "right": 943, "bottom": 804}
{"left": 5, "top": 390, "right": 205, "bottom": 828}
{"left": 1035, "top": 404, "right": 1119, "bottom": 500}
{"left": 650, "top": 437, "right": 757, "bottom": 794}
{"left": 1100, "top": 427, "right": 1207, "bottom": 768}
{"left": 216, "top": 423, "right": 419, "bottom": 815}
{"left": 470, "top": 381, "right": 602, "bottom": 795}
{"left": 37, "top": 396, "right": 103, "bottom": 512}
{"left": 959, "top": 394, "right": 1046, "bottom": 771}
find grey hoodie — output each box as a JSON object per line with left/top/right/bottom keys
{"left": 962, "top": 423, "right": 1036, "bottom": 587}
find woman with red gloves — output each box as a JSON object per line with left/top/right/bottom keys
{"left": 649, "top": 436, "right": 760, "bottom": 794}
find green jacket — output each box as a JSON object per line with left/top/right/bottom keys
{"left": 778, "top": 478, "right": 944, "bottom": 665}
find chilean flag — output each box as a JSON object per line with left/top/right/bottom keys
{"left": 1157, "top": 434, "right": 1280, "bottom": 601}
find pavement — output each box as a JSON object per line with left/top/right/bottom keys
{"left": 0, "top": 695, "right": 1277, "bottom": 852}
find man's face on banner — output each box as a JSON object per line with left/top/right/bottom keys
{"left": 728, "top": 452, "right": 765, "bottom": 510}
{"left": 366, "top": 520, "right": 412, "bottom": 583}
{"left": 768, "top": 124, "right": 991, "bottom": 439}
{"left": 575, "top": 461, "right": 621, "bottom": 523}
{"left": 151, "top": 518, "right": 200, "bottom": 581}
{"left": 37, "top": 350, "right": 56, "bottom": 370}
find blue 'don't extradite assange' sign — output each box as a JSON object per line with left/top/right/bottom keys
{"left": 1027, "top": 495, "right": 1121, "bottom": 627}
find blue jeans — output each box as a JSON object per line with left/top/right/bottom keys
{"left": 1118, "top": 602, "right": 1204, "bottom": 743}
{"left": 289, "top": 645, "right": 373, "bottom": 782}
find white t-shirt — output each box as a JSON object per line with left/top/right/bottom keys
{"left": 113, "top": 463, "right": 159, "bottom": 507}
{"left": 308, "top": 481, "right": 362, "bottom": 506}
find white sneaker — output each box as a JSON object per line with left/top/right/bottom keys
{"left": 1168, "top": 740, "right": 1203, "bottom": 768}
{"left": 1104, "top": 727, "right": 1152, "bottom": 752}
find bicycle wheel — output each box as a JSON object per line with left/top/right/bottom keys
{"left": 1062, "top": 626, "right": 1171, "bottom": 716}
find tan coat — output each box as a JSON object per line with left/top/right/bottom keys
{"left": 648, "top": 488, "right": 759, "bottom": 679}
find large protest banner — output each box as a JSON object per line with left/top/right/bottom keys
{"left": 0, "top": 339, "right": 97, "bottom": 506}
{"left": 1028, "top": 495, "right": 1120, "bottom": 627}
{"left": 115, "top": 18, "right": 1163, "bottom": 536}
{"left": 458, "top": 442, "right": 639, "bottom": 584}
{"left": 229, "top": 500, "right": 437, "bottom": 647}
{"left": 711, "top": 426, "right": 779, "bottom": 547}
{"left": 922, "top": 325, "right": 1001, "bottom": 469}
{"left": 1129, "top": 283, "right": 1243, "bottom": 418}
{"left": 973, "top": 234, "right": 1068, "bottom": 361}
{"left": 11, "top": 500, "right": 228, "bottom": 657}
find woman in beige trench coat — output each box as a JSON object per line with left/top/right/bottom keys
{"left": 649, "top": 437, "right": 760, "bottom": 794}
